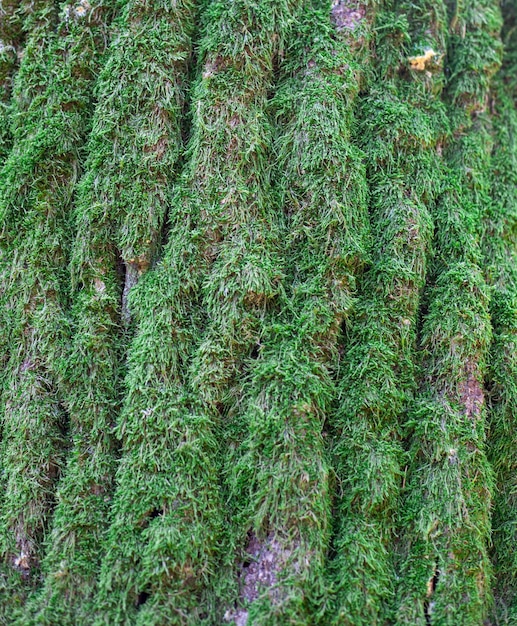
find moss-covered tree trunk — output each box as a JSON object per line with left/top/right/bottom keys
{"left": 0, "top": 0, "right": 515, "bottom": 624}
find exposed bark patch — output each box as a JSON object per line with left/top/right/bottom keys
{"left": 94, "top": 277, "right": 106, "bottom": 293}
{"left": 143, "top": 103, "right": 170, "bottom": 160}
{"left": 241, "top": 533, "right": 284, "bottom": 602}
{"left": 225, "top": 608, "right": 249, "bottom": 626}
{"left": 121, "top": 256, "right": 150, "bottom": 325}
{"left": 0, "top": 40, "right": 15, "bottom": 57}
{"left": 144, "top": 135, "right": 168, "bottom": 161}
{"left": 224, "top": 532, "right": 297, "bottom": 625}
{"left": 13, "top": 551, "right": 31, "bottom": 578}
{"left": 331, "top": 0, "right": 365, "bottom": 31}
{"left": 424, "top": 565, "right": 440, "bottom": 625}
{"left": 13, "top": 524, "right": 34, "bottom": 579}
{"left": 89, "top": 481, "right": 106, "bottom": 496}
{"left": 229, "top": 115, "right": 240, "bottom": 129}
{"left": 202, "top": 55, "right": 227, "bottom": 80}
{"left": 20, "top": 358, "right": 35, "bottom": 372}
{"left": 459, "top": 362, "right": 484, "bottom": 421}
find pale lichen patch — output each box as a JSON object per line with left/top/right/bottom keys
{"left": 74, "top": 0, "right": 91, "bottom": 18}
{"left": 331, "top": 0, "right": 366, "bottom": 32}
{"left": 459, "top": 362, "right": 484, "bottom": 421}
{"left": 225, "top": 532, "right": 298, "bottom": 625}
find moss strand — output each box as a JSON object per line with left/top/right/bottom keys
{"left": 329, "top": 1, "right": 448, "bottom": 623}
{"left": 0, "top": 0, "right": 115, "bottom": 616}
{"left": 94, "top": 1, "right": 302, "bottom": 622}
{"left": 396, "top": 1, "right": 503, "bottom": 623}
{"left": 223, "top": 1, "right": 375, "bottom": 623}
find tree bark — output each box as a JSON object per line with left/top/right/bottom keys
{"left": 0, "top": 0, "right": 515, "bottom": 624}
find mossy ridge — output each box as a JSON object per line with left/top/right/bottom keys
{"left": 0, "top": 0, "right": 58, "bottom": 162}
{"left": 221, "top": 2, "right": 375, "bottom": 623}
{"left": 0, "top": 3, "right": 62, "bottom": 619}
{"left": 0, "top": 0, "right": 61, "bottom": 440}
{"left": 16, "top": 0, "right": 199, "bottom": 623}
{"left": 0, "top": 0, "right": 24, "bottom": 164}
{"left": 93, "top": 1, "right": 302, "bottom": 623}
{"left": 0, "top": 0, "right": 115, "bottom": 618}
{"left": 326, "top": 0, "right": 449, "bottom": 623}
{"left": 396, "top": 1, "right": 503, "bottom": 624}
{"left": 483, "top": 12, "right": 517, "bottom": 623}
{"left": 484, "top": 90, "right": 517, "bottom": 626}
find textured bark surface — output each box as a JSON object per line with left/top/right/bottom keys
{"left": 0, "top": 0, "right": 515, "bottom": 624}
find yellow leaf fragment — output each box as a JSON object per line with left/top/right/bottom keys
{"left": 408, "top": 48, "right": 440, "bottom": 71}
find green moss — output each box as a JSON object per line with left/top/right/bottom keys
{"left": 396, "top": 2, "right": 503, "bottom": 624}
{"left": 222, "top": 1, "right": 374, "bottom": 622}
{"left": 0, "top": 0, "right": 513, "bottom": 621}
{"left": 0, "top": 0, "right": 115, "bottom": 618}
{"left": 327, "top": 0, "right": 449, "bottom": 623}
{"left": 0, "top": 0, "right": 24, "bottom": 164}
{"left": 16, "top": 0, "right": 199, "bottom": 623}
{"left": 0, "top": 0, "right": 61, "bottom": 434}
{"left": 93, "top": 0, "right": 302, "bottom": 623}
{"left": 483, "top": 12, "right": 517, "bottom": 623}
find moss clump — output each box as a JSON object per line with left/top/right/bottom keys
{"left": 327, "top": 0, "right": 449, "bottom": 623}
{"left": 17, "top": 0, "right": 199, "bottom": 623}
{"left": 0, "top": 0, "right": 115, "bottom": 619}
{"left": 396, "top": 2, "right": 503, "bottom": 624}
{"left": 483, "top": 8, "right": 517, "bottom": 623}
{"left": 222, "top": 1, "right": 374, "bottom": 623}
{"left": 93, "top": 0, "right": 303, "bottom": 623}
{"left": 0, "top": 0, "right": 60, "bottom": 438}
